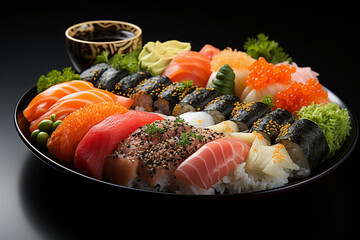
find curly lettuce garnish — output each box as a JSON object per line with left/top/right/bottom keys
{"left": 244, "top": 33, "right": 292, "bottom": 64}
{"left": 94, "top": 48, "right": 141, "bottom": 73}
{"left": 36, "top": 67, "right": 81, "bottom": 93}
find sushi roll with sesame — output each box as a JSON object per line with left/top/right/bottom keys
{"left": 113, "top": 71, "right": 152, "bottom": 97}
{"left": 172, "top": 87, "right": 219, "bottom": 116}
{"left": 154, "top": 81, "right": 196, "bottom": 115}
{"left": 96, "top": 67, "right": 129, "bottom": 91}
{"left": 229, "top": 101, "right": 271, "bottom": 132}
{"left": 80, "top": 63, "right": 111, "bottom": 86}
{"left": 130, "top": 75, "right": 172, "bottom": 111}
{"left": 275, "top": 118, "right": 329, "bottom": 177}
{"left": 203, "top": 94, "right": 240, "bottom": 124}
{"left": 250, "top": 108, "right": 295, "bottom": 143}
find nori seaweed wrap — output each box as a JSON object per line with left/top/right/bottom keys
{"left": 130, "top": 75, "right": 172, "bottom": 111}
{"left": 229, "top": 101, "right": 271, "bottom": 132}
{"left": 80, "top": 63, "right": 111, "bottom": 85}
{"left": 154, "top": 81, "right": 196, "bottom": 115}
{"left": 203, "top": 94, "right": 240, "bottom": 123}
{"left": 250, "top": 108, "right": 295, "bottom": 143}
{"left": 114, "top": 71, "right": 152, "bottom": 97}
{"left": 96, "top": 67, "right": 129, "bottom": 91}
{"left": 172, "top": 88, "right": 219, "bottom": 116}
{"left": 275, "top": 118, "right": 329, "bottom": 173}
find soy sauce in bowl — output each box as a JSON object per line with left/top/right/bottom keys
{"left": 79, "top": 30, "right": 135, "bottom": 42}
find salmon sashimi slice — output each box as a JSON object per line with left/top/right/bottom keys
{"left": 23, "top": 80, "right": 94, "bottom": 122}
{"left": 174, "top": 137, "right": 251, "bottom": 190}
{"left": 75, "top": 111, "right": 163, "bottom": 179}
{"left": 199, "top": 44, "right": 221, "bottom": 60}
{"left": 47, "top": 102, "right": 129, "bottom": 163}
{"left": 162, "top": 50, "right": 211, "bottom": 87}
{"left": 29, "top": 88, "right": 133, "bottom": 132}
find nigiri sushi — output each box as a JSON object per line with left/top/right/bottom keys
{"left": 23, "top": 80, "right": 94, "bottom": 122}
{"left": 29, "top": 88, "right": 133, "bottom": 132}
{"left": 175, "top": 137, "right": 251, "bottom": 190}
{"left": 162, "top": 50, "right": 212, "bottom": 88}
{"left": 240, "top": 57, "right": 295, "bottom": 102}
{"left": 47, "top": 102, "right": 129, "bottom": 163}
{"left": 74, "top": 111, "right": 164, "bottom": 179}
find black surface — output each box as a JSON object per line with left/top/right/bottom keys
{"left": 1, "top": 4, "right": 359, "bottom": 239}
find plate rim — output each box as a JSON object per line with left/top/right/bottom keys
{"left": 14, "top": 84, "right": 359, "bottom": 198}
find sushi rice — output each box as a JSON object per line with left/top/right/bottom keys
{"left": 127, "top": 161, "right": 305, "bottom": 195}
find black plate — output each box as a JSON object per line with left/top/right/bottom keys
{"left": 14, "top": 85, "right": 359, "bottom": 198}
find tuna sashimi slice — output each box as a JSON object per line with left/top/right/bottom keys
{"left": 74, "top": 111, "right": 163, "bottom": 179}
{"left": 174, "top": 137, "right": 251, "bottom": 190}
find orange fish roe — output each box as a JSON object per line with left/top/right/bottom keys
{"left": 210, "top": 47, "right": 255, "bottom": 71}
{"left": 47, "top": 102, "right": 129, "bottom": 163}
{"left": 275, "top": 78, "right": 329, "bottom": 114}
{"left": 246, "top": 57, "right": 296, "bottom": 90}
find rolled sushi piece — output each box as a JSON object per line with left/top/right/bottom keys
{"left": 80, "top": 63, "right": 111, "bottom": 86}
{"left": 130, "top": 75, "right": 172, "bottom": 111}
{"left": 275, "top": 118, "right": 329, "bottom": 177}
{"left": 203, "top": 94, "right": 240, "bottom": 124}
{"left": 250, "top": 108, "right": 295, "bottom": 143}
{"left": 113, "top": 71, "right": 152, "bottom": 97}
{"left": 172, "top": 87, "right": 219, "bottom": 116}
{"left": 154, "top": 81, "right": 196, "bottom": 115}
{"left": 96, "top": 67, "right": 129, "bottom": 91}
{"left": 229, "top": 101, "right": 271, "bottom": 132}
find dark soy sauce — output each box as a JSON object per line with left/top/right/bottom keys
{"left": 87, "top": 30, "right": 135, "bottom": 42}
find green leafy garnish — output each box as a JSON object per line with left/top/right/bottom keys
{"left": 94, "top": 48, "right": 141, "bottom": 73}
{"left": 144, "top": 123, "right": 164, "bottom": 134}
{"left": 93, "top": 51, "right": 110, "bottom": 64}
{"left": 177, "top": 131, "right": 203, "bottom": 148}
{"left": 177, "top": 80, "right": 193, "bottom": 92}
{"left": 174, "top": 116, "right": 185, "bottom": 123}
{"left": 244, "top": 33, "right": 292, "bottom": 64}
{"left": 36, "top": 67, "right": 81, "bottom": 93}
{"left": 260, "top": 94, "right": 275, "bottom": 108}
{"left": 297, "top": 103, "right": 352, "bottom": 158}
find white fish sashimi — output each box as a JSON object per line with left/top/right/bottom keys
{"left": 179, "top": 111, "right": 215, "bottom": 128}
{"left": 240, "top": 82, "right": 289, "bottom": 102}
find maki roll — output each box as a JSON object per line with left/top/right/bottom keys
{"left": 80, "top": 63, "right": 111, "bottom": 85}
{"left": 250, "top": 108, "right": 295, "bottom": 143}
{"left": 229, "top": 101, "right": 271, "bottom": 132}
{"left": 154, "top": 81, "right": 196, "bottom": 115}
{"left": 130, "top": 75, "right": 172, "bottom": 111}
{"left": 114, "top": 71, "right": 152, "bottom": 97}
{"left": 275, "top": 118, "right": 329, "bottom": 176}
{"left": 203, "top": 94, "right": 240, "bottom": 124}
{"left": 96, "top": 67, "right": 129, "bottom": 91}
{"left": 172, "top": 88, "right": 219, "bottom": 116}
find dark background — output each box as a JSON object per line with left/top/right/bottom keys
{"left": 1, "top": 3, "right": 359, "bottom": 239}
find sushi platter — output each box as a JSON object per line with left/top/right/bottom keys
{"left": 14, "top": 33, "right": 358, "bottom": 197}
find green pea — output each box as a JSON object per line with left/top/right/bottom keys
{"left": 31, "top": 129, "right": 40, "bottom": 141}
{"left": 51, "top": 120, "right": 62, "bottom": 131}
{"left": 50, "top": 114, "right": 56, "bottom": 122}
{"left": 38, "top": 119, "right": 53, "bottom": 132}
{"left": 37, "top": 131, "right": 49, "bottom": 147}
